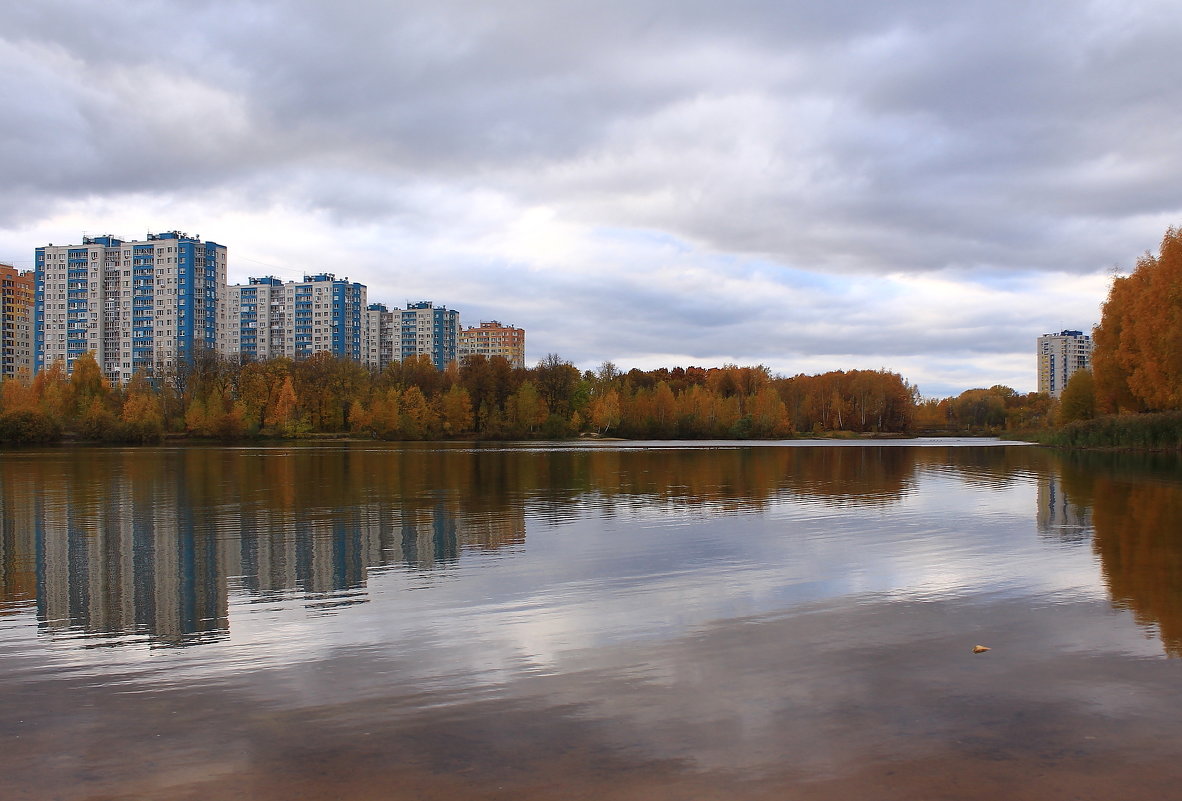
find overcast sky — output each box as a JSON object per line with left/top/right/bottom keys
{"left": 3, "top": 1, "right": 1179, "bottom": 396}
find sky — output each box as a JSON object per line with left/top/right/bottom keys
{"left": 2, "top": 1, "right": 1180, "bottom": 397}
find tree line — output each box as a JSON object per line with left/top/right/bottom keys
{"left": 0, "top": 351, "right": 922, "bottom": 444}
{"left": 1034, "top": 224, "right": 1182, "bottom": 448}
{"left": 1092, "top": 226, "right": 1182, "bottom": 415}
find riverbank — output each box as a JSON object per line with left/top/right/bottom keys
{"left": 1021, "top": 411, "right": 1182, "bottom": 451}
{"left": 4, "top": 427, "right": 931, "bottom": 448}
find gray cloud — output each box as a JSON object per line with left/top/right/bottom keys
{"left": 1, "top": 0, "right": 1177, "bottom": 392}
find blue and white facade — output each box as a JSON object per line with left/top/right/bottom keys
{"left": 362, "top": 301, "right": 459, "bottom": 372}
{"left": 223, "top": 274, "right": 366, "bottom": 362}
{"left": 223, "top": 276, "right": 284, "bottom": 361}
{"left": 35, "top": 232, "right": 227, "bottom": 381}
{"left": 399, "top": 301, "right": 460, "bottom": 371}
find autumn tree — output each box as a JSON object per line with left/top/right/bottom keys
{"left": 293, "top": 352, "right": 368, "bottom": 431}
{"left": 76, "top": 396, "right": 119, "bottom": 441}
{"left": 1059, "top": 369, "right": 1096, "bottom": 424}
{"left": 400, "top": 354, "right": 443, "bottom": 398}
{"left": 948, "top": 388, "right": 1007, "bottom": 430}
{"left": 348, "top": 399, "right": 372, "bottom": 436}
{"left": 651, "top": 381, "right": 677, "bottom": 437}
{"left": 185, "top": 396, "right": 210, "bottom": 436}
{"left": 368, "top": 388, "right": 403, "bottom": 439}
{"left": 1093, "top": 227, "right": 1182, "bottom": 413}
{"left": 68, "top": 352, "right": 111, "bottom": 423}
{"left": 678, "top": 384, "right": 719, "bottom": 437}
{"left": 440, "top": 385, "right": 475, "bottom": 436}
{"left": 0, "top": 371, "right": 36, "bottom": 414}
{"left": 31, "top": 359, "right": 70, "bottom": 425}
{"left": 748, "top": 386, "right": 791, "bottom": 438}
{"left": 239, "top": 358, "right": 293, "bottom": 432}
{"left": 120, "top": 372, "right": 164, "bottom": 443}
{"left": 588, "top": 388, "right": 621, "bottom": 434}
{"left": 267, "top": 375, "right": 300, "bottom": 434}
{"left": 508, "top": 381, "right": 548, "bottom": 436}
{"left": 401, "top": 385, "right": 438, "bottom": 439}
{"left": 534, "top": 353, "right": 581, "bottom": 417}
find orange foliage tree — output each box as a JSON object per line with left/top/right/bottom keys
{"left": 1093, "top": 227, "right": 1182, "bottom": 413}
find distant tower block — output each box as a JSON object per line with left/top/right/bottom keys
{"left": 1037, "top": 329, "right": 1093, "bottom": 398}
{"left": 1, "top": 264, "right": 35, "bottom": 381}
{"left": 458, "top": 320, "right": 526, "bottom": 369}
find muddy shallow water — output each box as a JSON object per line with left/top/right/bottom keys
{"left": 2, "top": 441, "right": 1181, "bottom": 799}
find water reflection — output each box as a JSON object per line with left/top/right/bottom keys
{"left": 1036, "top": 473, "right": 1092, "bottom": 544}
{"left": 1048, "top": 451, "right": 1182, "bottom": 656}
{"left": 3, "top": 442, "right": 1182, "bottom": 658}
{"left": 0, "top": 443, "right": 940, "bottom": 646}
{"left": 5, "top": 442, "right": 1182, "bottom": 800}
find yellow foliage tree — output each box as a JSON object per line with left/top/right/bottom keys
{"left": 1059, "top": 369, "right": 1096, "bottom": 424}
{"left": 120, "top": 387, "right": 164, "bottom": 443}
{"left": 267, "top": 375, "right": 299, "bottom": 433}
{"left": 748, "top": 386, "right": 791, "bottom": 437}
{"left": 370, "top": 388, "right": 403, "bottom": 439}
{"left": 588, "top": 389, "right": 621, "bottom": 434}
{"left": 508, "top": 381, "right": 547, "bottom": 436}
{"left": 401, "top": 386, "right": 437, "bottom": 439}
{"left": 440, "top": 385, "right": 474, "bottom": 436}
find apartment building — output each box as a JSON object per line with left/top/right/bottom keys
{"left": 398, "top": 301, "right": 460, "bottom": 370}
{"left": 1, "top": 264, "right": 34, "bottom": 381}
{"left": 363, "top": 301, "right": 460, "bottom": 371}
{"left": 223, "top": 274, "right": 366, "bottom": 362}
{"left": 35, "top": 232, "right": 227, "bottom": 381}
{"left": 1037, "top": 329, "right": 1093, "bottom": 398}
{"left": 362, "top": 303, "right": 398, "bottom": 372}
{"left": 29, "top": 230, "right": 507, "bottom": 377}
{"left": 457, "top": 320, "right": 525, "bottom": 368}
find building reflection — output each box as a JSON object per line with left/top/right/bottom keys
{"left": 0, "top": 442, "right": 937, "bottom": 648}
{"left": 1035, "top": 474, "right": 1092, "bottom": 543}
{"left": 8, "top": 445, "right": 1180, "bottom": 657}
{"left": 31, "top": 466, "right": 228, "bottom": 647}
{"left": 0, "top": 467, "right": 37, "bottom": 615}
{"left": 0, "top": 450, "right": 529, "bottom": 647}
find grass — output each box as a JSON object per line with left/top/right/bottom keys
{"left": 1023, "top": 411, "right": 1182, "bottom": 451}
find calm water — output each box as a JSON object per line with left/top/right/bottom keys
{"left": 3, "top": 440, "right": 1182, "bottom": 800}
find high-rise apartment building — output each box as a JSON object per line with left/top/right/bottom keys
{"left": 1, "top": 264, "right": 35, "bottom": 381}
{"left": 457, "top": 320, "right": 525, "bottom": 368}
{"left": 397, "top": 301, "right": 460, "bottom": 370}
{"left": 35, "top": 232, "right": 227, "bottom": 381}
{"left": 1037, "top": 329, "right": 1093, "bottom": 398}
{"left": 363, "top": 301, "right": 461, "bottom": 372}
{"left": 362, "top": 303, "right": 398, "bottom": 372}
{"left": 223, "top": 274, "right": 366, "bottom": 362}
{"left": 224, "top": 276, "right": 285, "bottom": 361}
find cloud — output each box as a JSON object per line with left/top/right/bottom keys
{"left": 2, "top": 0, "right": 1179, "bottom": 393}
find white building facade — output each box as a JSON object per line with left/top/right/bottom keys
{"left": 1037, "top": 329, "right": 1093, "bottom": 398}
{"left": 398, "top": 301, "right": 460, "bottom": 371}
{"left": 362, "top": 303, "right": 398, "bottom": 372}
{"left": 223, "top": 274, "right": 366, "bottom": 363}
{"left": 361, "top": 301, "right": 459, "bottom": 372}
{"left": 35, "top": 232, "right": 227, "bottom": 381}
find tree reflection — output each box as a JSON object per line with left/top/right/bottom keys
{"left": 0, "top": 443, "right": 933, "bottom": 646}
{"left": 1051, "top": 451, "right": 1182, "bottom": 656}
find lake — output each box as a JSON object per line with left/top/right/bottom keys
{"left": 2, "top": 440, "right": 1182, "bottom": 799}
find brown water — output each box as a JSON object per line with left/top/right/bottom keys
{"left": 2, "top": 440, "right": 1182, "bottom": 799}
